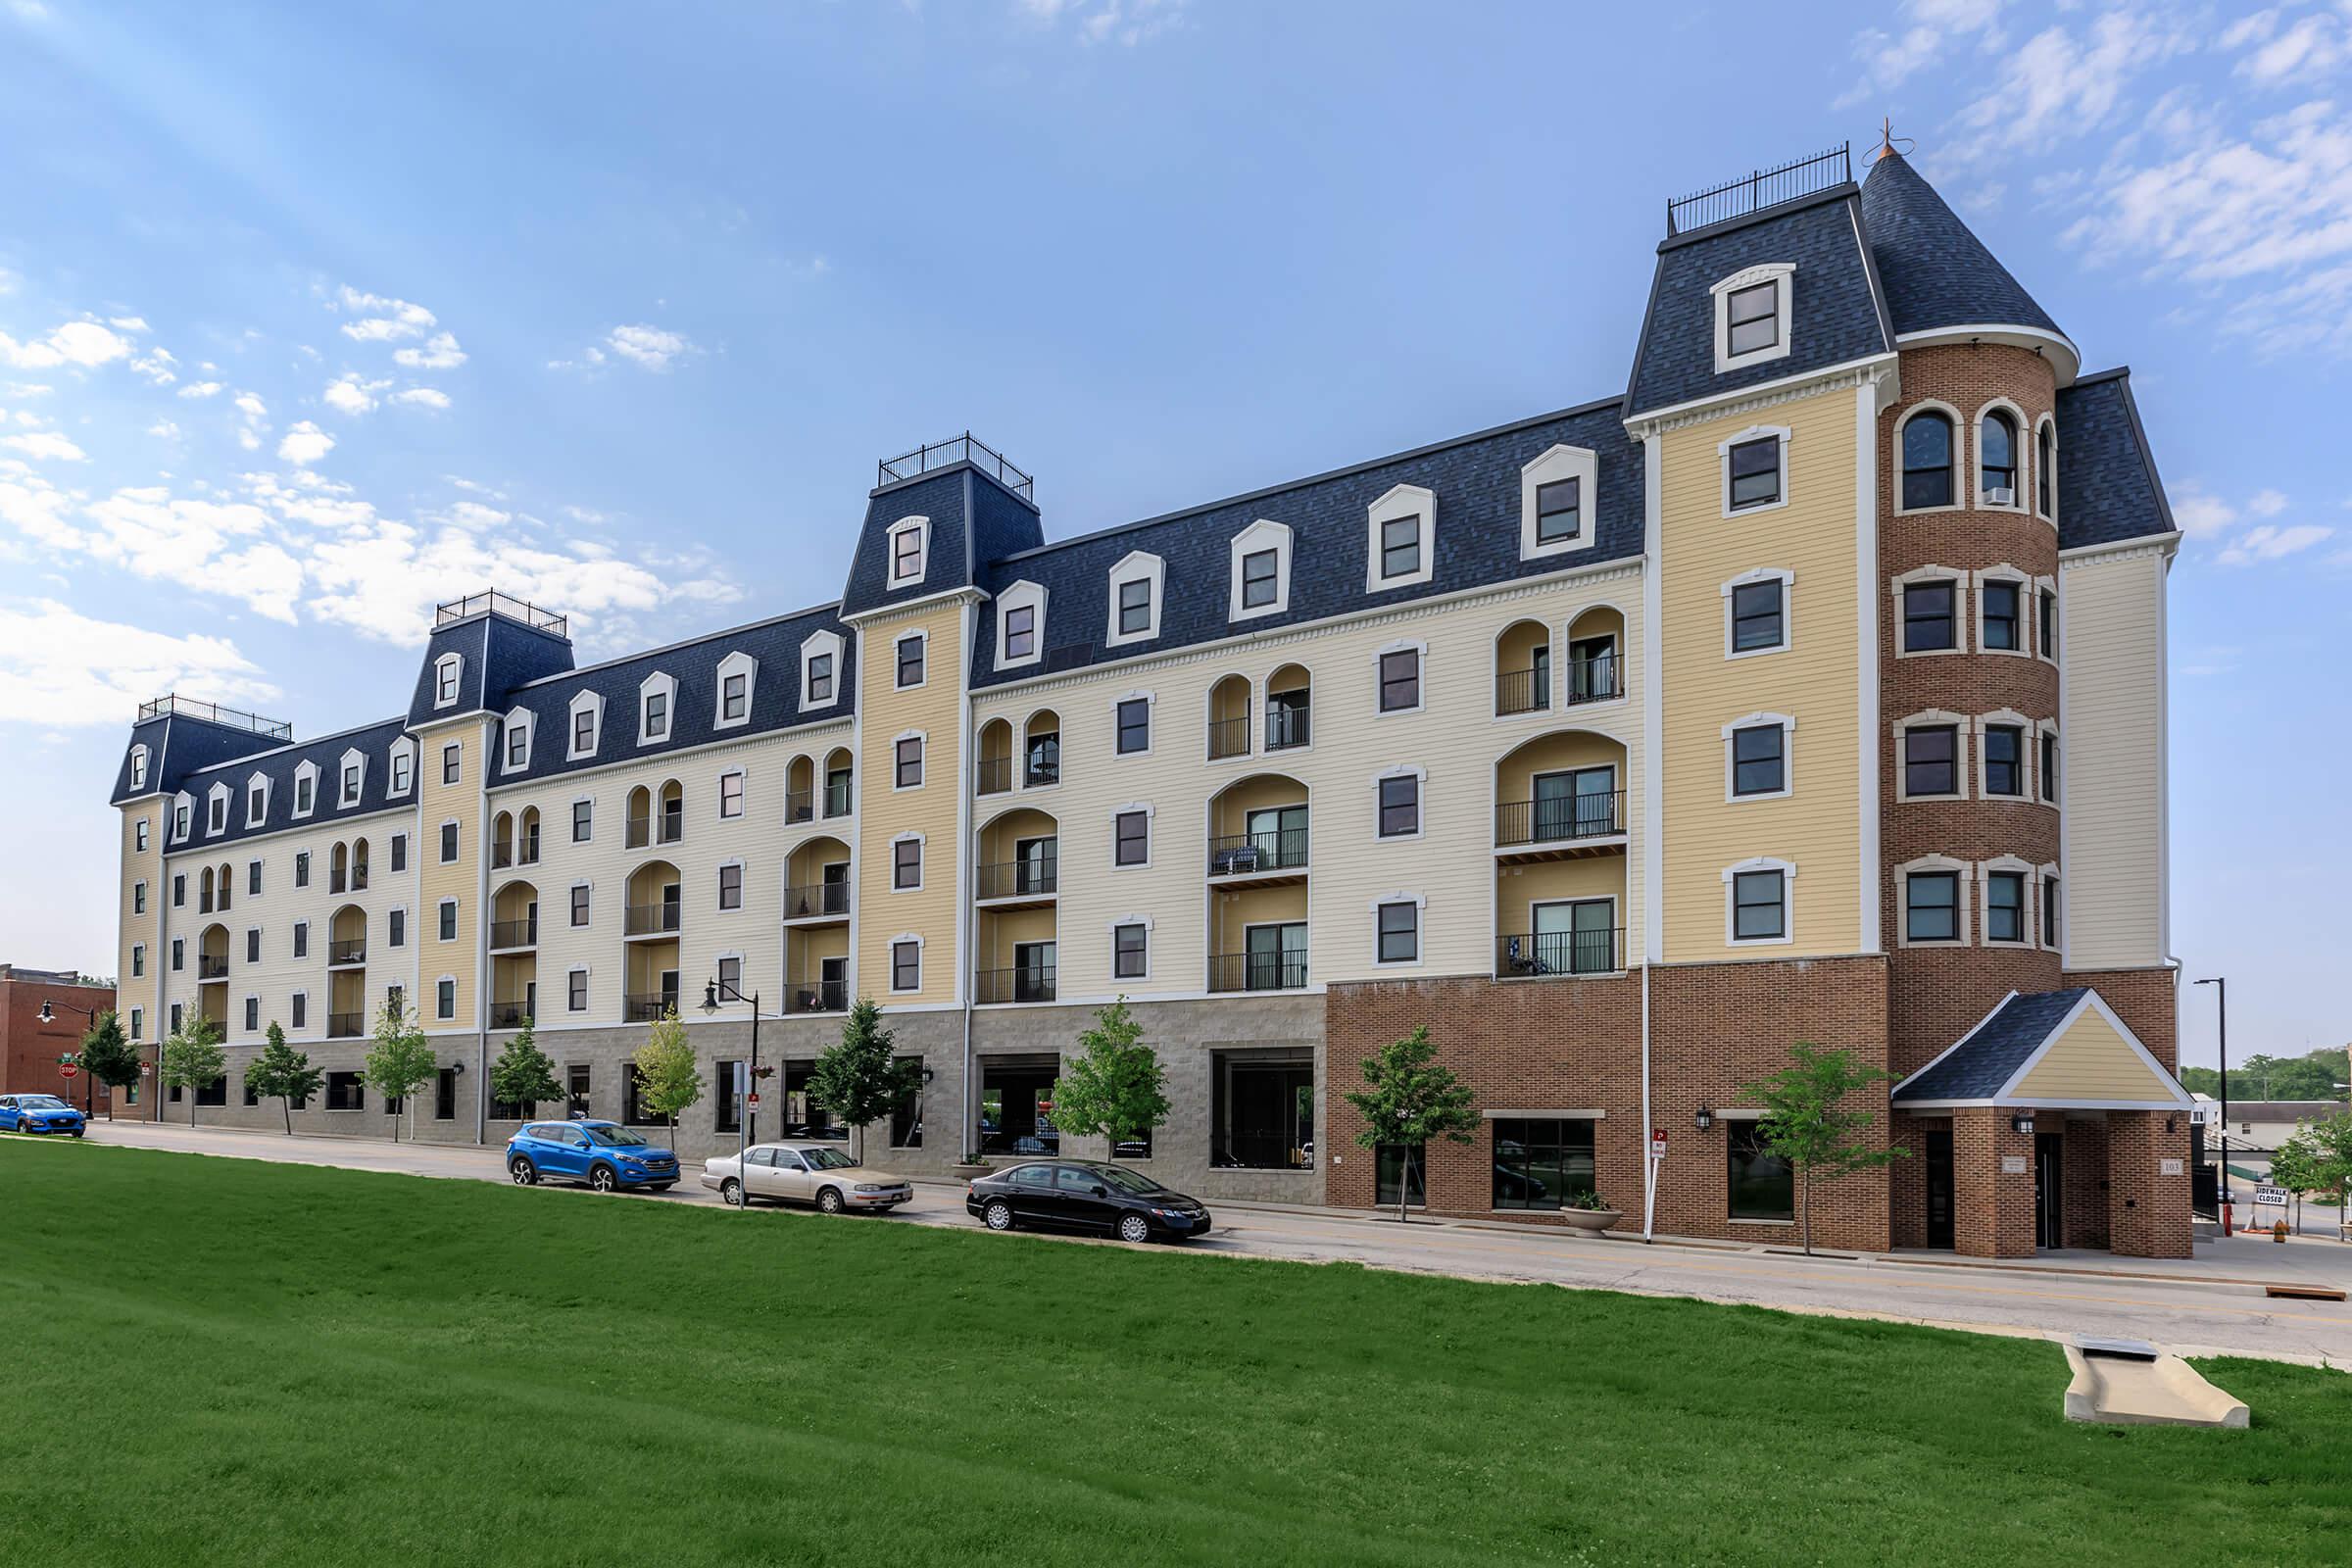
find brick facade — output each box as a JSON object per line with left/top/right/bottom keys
{"left": 0, "top": 970, "right": 122, "bottom": 1115}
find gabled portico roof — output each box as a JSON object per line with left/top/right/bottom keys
{"left": 1893, "top": 988, "right": 2194, "bottom": 1111}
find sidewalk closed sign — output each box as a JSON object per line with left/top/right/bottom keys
{"left": 2254, "top": 1186, "right": 2288, "bottom": 1207}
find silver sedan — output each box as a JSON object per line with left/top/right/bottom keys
{"left": 701, "top": 1141, "right": 914, "bottom": 1214}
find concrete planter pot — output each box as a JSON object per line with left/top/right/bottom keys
{"left": 1558, "top": 1207, "right": 1623, "bottom": 1234}
{"left": 950, "top": 1162, "right": 994, "bottom": 1181}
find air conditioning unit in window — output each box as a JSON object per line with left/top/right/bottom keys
{"left": 1986, "top": 486, "right": 2016, "bottom": 507}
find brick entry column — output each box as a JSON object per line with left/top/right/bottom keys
{"left": 2105, "top": 1110, "right": 2192, "bottom": 1259}
{"left": 1951, "top": 1105, "right": 2034, "bottom": 1258}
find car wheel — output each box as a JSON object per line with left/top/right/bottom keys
{"left": 509, "top": 1156, "right": 538, "bottom": 1186}
{"left": 983, "top": 1199, "right": 1015, "bottom": 1232}
{"left": 589, "top": 1164, "right": 618, "bottom": 1194}
{"left": 1117, "top": 1212, "right": 1152, "bottom": 1245}
{"left": 720, "top": 1178, "right": 745, "bottom": 1207}
{"left": 816, "top": 1187, "right": 845, "bottom": 1215}
{"left": 71, "top": 1129, "right": 83, "bottom": 1139}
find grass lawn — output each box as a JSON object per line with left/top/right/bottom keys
{"left": 3, "top": 1142, "right": 2347, "bottom": 1566}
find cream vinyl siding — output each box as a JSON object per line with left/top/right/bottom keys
{"left": 416, "top": 718, "right": 488, "bottom": 1034}
{"left": 2058, "top": 546, "right": 2166, "bottom": 969}
{"left": 158, "top": 808, "right": 422, "bottom": 1048}
{"left": 118, "top": 805, "right": 161, "bottom": 1040}
{"left": 969, "top": 567, "right": 1644, "bottom": 1000}
{"left": 1656, "top": 388, "right": 1862, "bottom": 961}
{"left": 484, "top": 720, "right": 850, "bottom": 1030}
{"left": 856, "top": 601, "right": 964, "bottom": 1005}
{"left": 2012, "top": 1005, "right": 2174, "bottom": 1101}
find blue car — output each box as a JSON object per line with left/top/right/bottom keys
{"left": 505, "top": 1119, "right": 679, "bottom": 1194}
{"left": 0, "top": 1094, "right": 86, "bottom": 1137}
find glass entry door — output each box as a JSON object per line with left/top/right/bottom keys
{"left": 1533, "top": 766, "right": 1616, "bottom": 840}
{"left": 1924, "top": 1129, "right": 1954, "bottom": 1249}
{"left": 1244, "top": 922, "right": 1306, "bottom": 991}
{"left": 1532, "top": 900, "right": 1615, "bottom": 974}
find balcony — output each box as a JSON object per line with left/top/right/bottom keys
{"left": 492, "top": 844, "right": 514, "bottom": 869}
{"left": 1265, "top": 705, "right": 1310, "bottom": 753}
{"left": 976, "top": 757, "right": 1012, "bottom": 796}
{"left": 1207, "top": 829, "right": 1308, "bottom": 883}
{"left": 1495, "top": 666, "right": 1549, "bottom": 717}
{"left": 785, "top": 789, "right": 815, "bottom": 824}
{"left": 623, "top": 991, "right": 680, "bottom": 1023}
{"left": 623, "top": 904, "right": 681, "bottom": 939}
{"left": 786, "top": 978, "right": 848, "bottom": 1015}
{"left": 625, "top": 813, "right": 684, "bottom": 851}
{"left": 976, "top": 856, "right": 1057, "bottom": 906}
{"left": 326, "top": 941, "right": 367, "bottom": 969}
{"left": 1023, "top": 756, "right": 1060, "bottom": 789}
{"left": 326, "top": 1012, "right": 366, "bottom": 1040}
{"left": 974, "top": 967, "right": 1057, "bottom": 1005}
{"left": 1207, "top": 715, "right": 1250, "bottom": 760}
{"left": 1564, "top": 654, "right": 1621, "bottom": 707}
{"left": 488, "top": 1001, "right": 530, "bottom": 1029}
{"left": 782, "top": 882, "right": 852, "bottom": 924}
{"left": 196, "top": 956, "right": 228, "bottom": 981}
{"left": 1494, "top": 791, "right": 1626, "bottom": 855}
{"left": 488, "top": 918, "right": 537, "bottom": 953}
{"left": 1208, "top": 953, "right": 1309, "bottom": 993}
{"left": 1496, "top": 928, "right": 1624, "bottom": 979}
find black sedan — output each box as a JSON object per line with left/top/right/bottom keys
{"left": 964, "top": 1159, "right": 1212, "bottom": 1244}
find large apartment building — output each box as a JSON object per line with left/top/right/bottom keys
{"left": 106, "top": 145, "right": 2192, "bottom": 1257}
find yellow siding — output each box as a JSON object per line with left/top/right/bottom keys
{"left": 417, "top": 719, "right": 488, "bottom": 1033}
{"left": 1657, "top": 388, "right": 1862, "bottom": 960}
{"left": 118, "top": 806, "right": 160, "bottom": 1040}
{"left": 856, "top": 601, "right": 966, "bottom": 1004}
{"left": 2014, "top": 1005, "right": 2175, "bottom": 1101}
{"left": 2058, "top": 546, "right": 2167, "bottom": 968}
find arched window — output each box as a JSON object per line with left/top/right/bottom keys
{"left": 1980, "top": 411, "right": 2018, "bottom": 503}
{"left": 2035, "top": 420, "right": 2055, "bottom": 518}
{"left": 1901, "top": 412, "right": 1954, "bottom": 510}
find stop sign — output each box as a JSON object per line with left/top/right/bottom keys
{"left": 59, "top": 1062, "right": 78, "bottom": 1079}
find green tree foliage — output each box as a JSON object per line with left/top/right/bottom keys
{"left": 808, "top": 999, "right": 919, "bottom": 1161}
{"left": 1740, "top": 1042, "right": 1906, "bottom": 1255}
{"left": 1047, "top": 998, "right": 1170, "bottom": 1165}
{"left": 2179, "top": 1047, "right": 2349, "bottom": 1103}
{"left": 244, "top": 1022, "right": 322, "bottom": 1135}
{"left": 364, "top": 1000, "right": 439, "bottom": 1144}
{"left": 489, "top": 1018, "right": 563, "bottom": 1116}
{"left": 631, "top": 1007, "right": 703, "bottom": 1143}
{"left": 158, "top": 1014, "right": 226, "bottom": 1128}
{"left": 77, "top": 1011, "right": 140, "bottom": 1121}
{"left": 1345, "top": 1025, "right": 1479, "bottom": 1222}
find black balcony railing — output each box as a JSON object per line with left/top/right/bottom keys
{"left": 434, "top": 591, "right": 568, "bottom": 636}
{"left": 1207, "top": 827, "right": 1308, "bottom": 878}
{"left": 1494, "top": 790, "right": 1625, "bottom": 848}
{"left": 196, "top": 956, "right": 228, "bottom": 981}
{"left": 622, "top": 991, "right": 679, "bottom": 1023}
{"left": 786, "top": 979, "right": 849, "bottom": 1015}
{"left": 974, "top": 967, "right": 1057, "bottom": 1004}
{"left": 783, "top": 881, "right": 851, "bottom": 920}
{"left": 825, "top": 783, "right": 853, "bottom": 818}
{"left": 328, "top": 872, "right": 346, "bottom": 895}
{"left": 326, "top": 940, "right": 366, "bottom": 967}
{"left": 625, "top": 814, "right": 682, "bottom": 849}
{"left": 624, "top": 904, "right": 681, "bottom": 937}
{"left": 1023, "top": 755, "right": 1060, "bottom": 788}
{"left": 488, "top": 1001, "right": 531, "bottom": 1029}
{"left": 1666, "top": 144, "right": 1850, "bottom": 235}
{"left": 1207, "top": 715, "right": 1250, "bottom": 760}
{"left": 138, "top": 693, "right": 293, "bottom": 739}
{"left": 1208, "top": 952, "right": 1309, "bottom": 993}
{"left": 491, "top": 844, "right": 514, "bottom": 869}
{"left": 785, "top": 788, "right": 815, "bottom": 823}
{"left": 489, "top": 918, "right": 537, "bottom": 951}
{"left": 1265, "top": 703, "right": 1310, "bottom": 751}
{"left": 1495, "top": 666, "right": 1549, "bottom": 716}
{"left": 877, "top": 432, "right": 1034, "bottom": 502}
{"left": 350, "top": 867, "right": 368, "bottom": 892}
{"left": 326, "top": 1012, "right": 365, "bottom": 1040}
{"left": 1496, "top": 928, "right": 1624, "bottom": 978}
{"left": 1565, "top": 655, "right": 1621, "bottom": 706}
{"left": 977, "top": 855, "right": 1058, "bottom": 901}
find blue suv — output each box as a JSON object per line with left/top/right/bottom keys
{"left": 505, "top": 1119, "right": 679, "bottom": 1193}
{"left": 0, "top": 1094, "right": 86, "bottom": 1137}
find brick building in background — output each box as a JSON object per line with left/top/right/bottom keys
{"left": 0, "top": 964, "right": 124, "bottom": 1117}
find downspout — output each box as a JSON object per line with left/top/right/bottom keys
{"left": 475, "top": 722, "right": 491, "bottom": 1146}
{"left": 1639, "top": 427, "right": 1665, "bottom": 1243}
{"left": 957, "top": 589, "right": 977, "bottom": 1163}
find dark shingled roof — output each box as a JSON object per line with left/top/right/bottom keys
{"left": 1894, "top": 989, "right": 2089, "bottom": 1102}
{"left": 1859, "top": 151, "right": 2062, "bottom": 341}
{"left": 167, "top": 716, "right": 416, "bottom": 852}
{"left": 2056, "top": 368, "right": 2175, "bottom": 551}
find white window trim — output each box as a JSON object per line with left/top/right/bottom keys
{"left": 1108, "top": 913, "right": 1155, "bottom": 982}
{"left": 433, "top": 652, "right": 465, "bottom": 710}
{"left": 1370, "top": 890, "right": 1428, "bottom": 968}
{"left": 1372, "top": 764, "right": 1427, "bottom": 843}
{"left": 438, "top": 816, "right": 463, "bottom": 862}
{"left": 336, "top": 747, "right": 369, "bottom": 808}
{"left": 1112, "top": 689, "right": 1155, "bottom": 760}
{"left": 132, "top": 881, "right": 148, "bottom": 915}
{"left": 716, "top": 765, "right": 748, "bottom": 819}
{"left": 568, "top": 879, "right": 595, "bottom": 929}
{"left": 1721, "top": 567, "right": 1794, "bottom": 661}
{"left": 1519, "top": 444, "right": 1597, "bottom": 563}
{"left": 714, "top": 857, "right": 748, "bottom": 912}
{"left": 2035, "top": 717, "right": 2062, "bottom": 808}
{"left": 2033, "top": 575, "right": 2060, "bottom": 667}
{"left": 288, "top": 988, "right": 307, "bottom": 1026}
{"left": 1228, "top": 517, "right": 1293, "bottom": 622}
{"left": 1711, "top": 263, "right": 1795, "bottom": 373}
{"left": 887, "top": 931, "right": 925, "bottom": 993}
{"left": 1722, "top": 857, "right": 1796, "bottom": 948}
{"left": 1892, "top": 401, "right": 1966, "bottom": 517}
{"left": 436, "top": 896, "right": 460, "bottom": 943}
{"left": 1973, "top": 710, "right": 2035, "bottom": 801}
{"left": 1971, "top": 399, "right": 2031, "bottom": 513}
{"left": 245, "top": 772, "right": 270, "bottom": 827}
{"left": 892, "top": 728, "right": 927, "bottom": 793}
{"left": 2033, "top": 414, "right": 2060, "bottom": 525}
{"left": 131, "top": 940, "right": 146, "bottom": 976}
{"left": 1373, "top": 637, "right": 1428, "bottom": 718}
{"left": 435, "top": 973, "right": 459, "bottom": 1021}
{"left": 566, "top": 965, "right": 591, "bottom": 1011}
{"left": 565, "top": 691, "right": 605, "bottom": 760}
{"left": 1104, "top": 550, "right": 1165, "bottom": 647}
{"left": 1364, "top": 482, "right": 1436, "bottom": 593}
{"left": 387, "top": 739, "right": 415, "bottom": 798}
{"left": 638, "top": 670, "right": 677, "bottom": 744}
{"left": 566, "top": 795, "right": 596, "bottom": 844}
{"left": 1722, "top": 711, "right": 1796, "bottom": 804}
{"left": 884, "top": 514, "right": 929, "bottom": 588}
{"left": 129, "top": 745, "right": 149, "bottom": 791}
{"left": 799, "top": 629, "right": 844, "bottom": 710}
{"left": 889, "top": 830, "right": 926, "bottom": 893}
{"left": 994, "top": 579, "right": 1049, "bottom": 671}
{"left": 387, "top": 905, "right": 408, "bottom": 948}
{"left": 1109, "top": 801, "right": 1155, "bottom": 871}
{"left": 172, "top": 792, "right": 191, "bottom": 843}
{"left": 502, "top": 708, "right": 535, "bottom": 774}
{"left": 1978, "top": 855, "right": 2035, "bottom": 948}
{"left": 1894, "top": 709, "right": 1972, "bottom": 803}
{"left": 205, "top": 781, "right": 229, "bottom": 835}
{"left": 713, "top": 650, "right": 758, "bottom": 730}
{"left": 892, "top": 628, "right": 930, "bottom": 690}
{"left": 1897, "top": 855, "right": 1973, "bottom": 949}
{"left": 2036, "top": 862, "right": 2064, "bottom": 953}
{"left": 1972, "top": 564, "right": 2033, "bottom": 660}
{"left": 1891, "top": 564, "right": 1968, "bottom": 659}
{"left": 1718, "top": 424, "right": 1792, "bottom": 517}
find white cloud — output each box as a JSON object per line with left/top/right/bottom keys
{"left": 147, "top": 419, "right": 181, "bottom": 440}
{"left": 107, "top": 315, "right": 150, "bottom": 333}
{"left": 2247, "top": 487, "right": 2290, "bottom": 517}
{"left": 276, "top": 420, "right": 334, "bottom": 466}
{"left": 0, "top": 601, "right": 276, "bottom": 727}
{"left": 128, "top": 345, "right": 176, "bottom": 385}
{"left": 236, "top": 427, "right": 261, "bottom": 452}
{"left": 1937, "top": 10, "right": 2194, "bottom": 168}
{"left": 603, "top": 323, "right": 698, "bottom": 370}
{"left": 0, "top": 430, "right": 86, "bottom": 462}
{"left": 393, "top": 331, "right": 466, "bottom": 369}
{"left": 0, "top": 318, "right": 135, "bottom": 370}
{"left": 392, "top": 386, "right": 450, "bottom": 410}
{"left": 2171, "top": 487, "right": 2236, "bottom": 538}
{"left": 322, "top": 373, "right": 390, "bottom": 416}
{"left": 336, "top": 285, "right": 436, "bottom": 343}
{"left": 5, "top": 1, "right": 52, "bottom": 22}
{"left": 2233, "top": 8, "right": 2352, "bottom": 85}
{"left": 2218, "top": 522, "right": 2333, "bottom": 564}
{"left": 176, "top": 380, "right": 223, "bottom": 399}
{"left": 233, "top": 392, "right": 268, "bottom": 420}
{"left": 1018, "top": 0, "right": 1187, "bottom": 46}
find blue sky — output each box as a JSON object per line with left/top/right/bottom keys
{"left": 2, "top": 0, "right": 2343, "bottom": 1070}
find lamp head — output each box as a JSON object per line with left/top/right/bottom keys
{"left": 701, "top": 982, "right": 719, "bottom": 1014}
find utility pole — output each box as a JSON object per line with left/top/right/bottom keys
{"left": 2196, "top": 976, "right": 2230, "bottom": 1227}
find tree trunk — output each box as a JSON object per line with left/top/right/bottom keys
{"left": 187, "top": 1093, "right": 196, "bottom": 1128}
{"left": 1800, "top": 1164, "right": 1814, "bottom": 1255}
{"left": 1396, "top": 1148, "right": 1413, "bottom": 1224}
{"left": 282, "top": 1097, "right": 292, "bottom": 1136}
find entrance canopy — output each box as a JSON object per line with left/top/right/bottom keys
{"left": 1892, "top": 988, "right": 2193, "bottom": 1111}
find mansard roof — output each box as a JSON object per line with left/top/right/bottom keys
{"left": 2055, "top": 368, "right": 2176, "bottom": 551}
{"left": 163, "top": 715, "right": 414, "bottom": 852}
{"left": 1858, "top": 150, "right": 2065, "bottom": 346}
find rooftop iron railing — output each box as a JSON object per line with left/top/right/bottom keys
{"left": 135, "top": 695, "right": 293, "bottom": 740}
{"left": 1666, "top": 145, "right": 1850, "bottom": 236}
{"left": 433, "top": 592, "right": 569, "bottom": 637}
{"left": 877, "top": 433, "right": 1034, "bottom": 501}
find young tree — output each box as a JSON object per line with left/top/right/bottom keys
{"left": 1344, "top": 1024, "right": 1479, "bottom": 1223}
{"left": 364, "top": 999, "right": 439, "bottom": 1144}
{"left": 2291, "top": 1110, "right": 2352, "bottom": 1241}
{"left": 158, "top": 1014, "right": 226, "bottom": 1128}
{"left": 489, "top": 1018, "right": 563, "bottom": 1118}
{"left": 77, "top": 1011, "right": 140, "bottom": 1122}
{"left": 2269, "top": 1128, "right": 2324, "bottom": 1237}
{"left": 1740, "top": 1042, "right": 1906, "bottom": 1255}
{"left": 808, "top": 999, "right": 920, "bottom": 1161}
{"left": 242, "top": 1022, "right": 322, "bottom": 1136}
{"left": 1048, "top": 998, "right": 1170, "bottom": 1166}
{"left": 631, "top": 1007, "right": 703, "bottom": 1145}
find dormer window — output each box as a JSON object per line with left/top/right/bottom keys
{"left": 388, "top": 743, "right": 413, "bottom": 797}
{"left": 567, "top": 691, "right": 604, "bottom": 760}
{"left": 886, "top": 515, "right": 928, "bottom": 586}
{"left": 1004, "top": 607, "right": 1035, "bottom": 659}
{"left": 800, "top": 630, "right": 844, "bottom": 709}
{"left": 995, "top": 581, "right": 1048, "bottom": 671}
{"left": 1365, "top": 484, "right": 1435, "bottom": 592}
{"left": 1105, "top": 551, "right": 1164, "bottom": 646}
{"left": 714, "top": 651, "right": 757, "bottom": 729}
{"left": 1520, "top": 445, "right": 1598, "bottom": 563}
{"left": 293, "top": 764, "right": 317, "bottom": 816}
{"left": 245, "top": 774, "right": 269, "bottom": 827}
{"left": 207, "top": 785, "right": 228, "bottom": 834}
{"left": 808, "top": 653, "right": 834, "bottom": 702}
{"left": 1228, "top": 519, "right": 1292, "bottom": 621}
{"left": 339, "top": 750, "right": 366, "bottom": 807}
{"left": 172, "top": 796, "right": 190, "bottom": 840}
{"left": 503, "top": 710, "right": 534, "bottom": 773}
{"left": 433, "top": 652, "right": 464, "bottom": 709}
{"left": 1711, "top": 263, "right": 1793, "bottom": 372}
{"left": 1537, "top": 480, "right": 1580, "bottom": 543}
{"left": 129, "top": 745, "right": 148, "bottom": 791}
{"left": 639, "top": 672, "right": 676, "bottom": 744}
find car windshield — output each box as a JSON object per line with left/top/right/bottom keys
{"left": 802, "top": 1147, "right": 856, "bottom": 1170}
{"left": 1095, "top": 1165, "right": 1165, "bottom": 1195}
{"left": 584, "top": 1126, "right": 649, "bottom": 1147}
{"left": 20, "top": 1096, "right": 67, "bottom": 1109}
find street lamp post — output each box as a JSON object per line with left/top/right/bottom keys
{"left": 2195, "top": 976, "right": 2230, "bottom": 1229}
{"left": 36, "top": 999, "right": 102, "bottom": 1115}
{"left": 701, "top": 978, "right": 771, "bottom": 1151}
